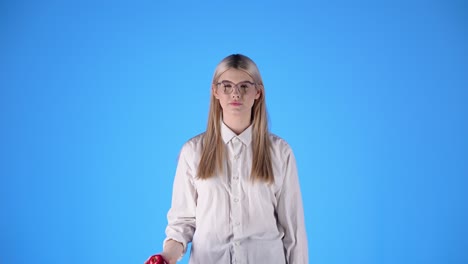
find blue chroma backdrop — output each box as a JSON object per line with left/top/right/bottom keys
{"left": 1, "top": 0, "right": 467, "bottom": 263}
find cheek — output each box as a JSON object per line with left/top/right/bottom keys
{"left": 218, "top": 96, "right": 229, "bottom": 107}
{"left": 246, "top": 97, "right": 257, "bottom": 107}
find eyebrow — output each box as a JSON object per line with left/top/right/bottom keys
{"left": 219, "top": 80, "right": 254, "bottom": 83}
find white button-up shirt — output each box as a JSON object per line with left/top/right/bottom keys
{"left": 165, "top": 122, "right": 308, "bottom": 263}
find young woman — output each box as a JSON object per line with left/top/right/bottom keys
{"left": 146, "top": 54, "right": 308, "bottom": 264}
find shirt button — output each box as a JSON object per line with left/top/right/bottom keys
{"left": 234, "top": 155, "right": 239, "bottom": 160}
{"left": 234, "top": 241, "right": 240, "bottom": 246}
{"left": 235, "top": 222, "right": 240, "bottom": 226}
{"left": 233, "top": 176, "right": 239, "bottom": 180}
{"left": 234, "top": 198, "right": 239, "bottom": 202}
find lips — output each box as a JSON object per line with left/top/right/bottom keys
{"left": 230, "top": 102, "right": 242, "bottom": 106}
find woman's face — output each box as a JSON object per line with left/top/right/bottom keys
{"left": 213, "top": 68, "right": 261, "bottom": 119}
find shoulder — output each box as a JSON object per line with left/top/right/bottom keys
{"left": 268, "top": 133, "right": 298, "bottom": 184}
{"left": 179, "top": 132, "right": 205, "bottom": 156}
{"left": 268, "top": 133, "right": 296, "bottom": 163}
{"left": 185, "top": 132, "right": 205, "bottom": 146}
{"left": 269, "top": 133, "right": 293, "bottom": 153}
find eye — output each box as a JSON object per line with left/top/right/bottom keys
{"left": 220, "top": 81, "right": 233, "bottom": 88}
{"left": 240, "top": 84, "right": 249, "bottom": 89}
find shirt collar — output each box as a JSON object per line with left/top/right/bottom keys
{"left": 221, "top": 120, "right": 253, "bottom": 146}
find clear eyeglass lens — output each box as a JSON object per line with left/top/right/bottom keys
{"left": 220, "top": 82, "right": 254, "bottom": 94}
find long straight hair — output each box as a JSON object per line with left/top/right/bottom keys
{"left": 197, "top": 54, "right": 274, "bottom": 183}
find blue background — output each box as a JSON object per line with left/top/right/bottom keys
{"left": 1, "top": 0, "right": 467, "bottom": 263}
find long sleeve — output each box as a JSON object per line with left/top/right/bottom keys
{"left": 164, "top": 143, "right": 197, "bottom": 255}
{"left": 276, "top": 149, "right": 309, "bottom": 263}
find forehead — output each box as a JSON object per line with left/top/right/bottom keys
{"left": 217, "top": 68, "right": 253, "bottom": 83}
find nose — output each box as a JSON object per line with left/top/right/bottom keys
{"left": 231, "top": 87, "right": 241, "bottom": 99}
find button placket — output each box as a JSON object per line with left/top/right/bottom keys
{"left": 231, "top": 138, "right": 242, "bottom": 240}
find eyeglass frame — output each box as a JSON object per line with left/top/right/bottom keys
{"left": 215, "top": 80, "right": 257, "bottom": 95}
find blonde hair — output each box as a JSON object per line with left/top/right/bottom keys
{"left": 197, "top": 54, "right": 274, "bottom": 183}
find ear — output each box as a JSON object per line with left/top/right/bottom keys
{"left": 254, "top": 85, "right": 262, "bottom": 100}
{"left": 212, "top": 84, "right": 220, "bottom": 99}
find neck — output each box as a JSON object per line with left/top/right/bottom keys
{"left": 223, "top": 114, "right": 251, "bottom": 135}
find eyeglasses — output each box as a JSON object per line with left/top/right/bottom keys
{"left": 216, "top": 81, "right": 256, "bottom": 95}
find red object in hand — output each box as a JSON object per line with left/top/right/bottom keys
{"left": 144, "top": 254, "right": 167, "bottom": 264}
